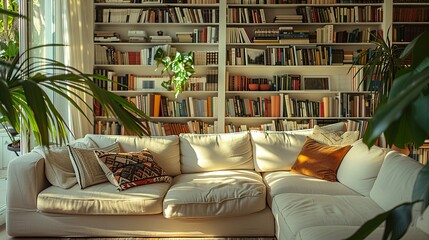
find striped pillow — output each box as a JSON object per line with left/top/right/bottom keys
{"left": 68, "top": 142, "right": 119, "bottom": 189}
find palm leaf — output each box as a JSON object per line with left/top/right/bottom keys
{"left": 0, "top": 44, "right": 151, "bottom": 146}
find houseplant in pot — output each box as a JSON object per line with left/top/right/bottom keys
{"left": 347, "top": 31, "right": 429, "bottom": 240}
{"left": 353, "top": 31, "right": 410, "bottom": 154}
{"left": 153, "top": 47, "right": 195, "bottom": 98}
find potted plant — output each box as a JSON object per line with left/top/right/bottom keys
{"left": 153, "top": 47, "right": 195, "bottom": 97}
{"left": 347, "top": 31, "right": 429, "bottom": 240}
{"left": 353, "top": 31, "right": 411, "bottom": 154}
{"left": 0, "top": 9, "right": 150, "bottom": 148}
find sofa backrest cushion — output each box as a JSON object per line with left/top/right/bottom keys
{"left": 86, "top": 134, "right": 181, "bottom": 176}
{"left": 370, "top": 151, "right": 423, "bottom": 211}
{"left": 337, "top": 139, "right": 387, "bottom": 196}
{"left": 250, "top": 131, "right": 308, "bottom": 172}
{"left": 179, "top": 132, "right": 253, "bottom": 173}
{"left": 251, "top": 122, "right": 346, "bottom": 172}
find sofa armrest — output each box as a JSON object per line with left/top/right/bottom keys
{"left": 7, "top": 152, "right": 50, "bottom": 210}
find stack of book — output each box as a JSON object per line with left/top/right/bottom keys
{"left": 94, "top": 31, "right": 121, "bottom": 42}
{"left": 273, "top": 14, "right": 303, "bottom": 23}
{"left": 149, "top": 35, "right": 172, "bottom": 43}
{"left": 176, "top": 32, "right": 193, "bottom": 43}
{"left": 278, "top": 28, "right": 310, "bottom": 44}
{"left": 253, "top": 29, "right": 279, "bottom": 43}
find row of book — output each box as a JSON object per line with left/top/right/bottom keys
{"left": 340, "top": 93, "right": 374, "bottom": 118}
{"left": 296, "top": 6, "right": 383, "bottom": 23}
{"left": 227, "top": 73, "right": 302, "bottom": 91}
{"left": 226, "top": 7, "right": 267, "bottom": 24}
{"left": 393, "top": 8, "right": 429, "bottom": 22}
{"left": 95, "top": 7, "right": 218, "bottom": 24}
{"left": 94, "top": 44, "right": 172, "bottom": 65}
{"left": 225, "top": 118, "right": 367, "bottom": 134}
{"left": 225, "top": 94, "right": 340, "bottom": 118}
{"left": 224, "top": 119, "right": 319, "bottom": 133}
{"left": 93, "top": 69, "right": 218, "bottom": 91}
{"left": 128, "top": 94, "right": 218, "bottom": 117}
{"left": 226, "top": 0, "right": 383, "bottom": 3}
{"left": 95, "top": 45, "right": 218, "bottom": 66}
{"left": 94, "top": 120, "right": 218, "bottom": 136}
{"left": 393, "top": 25, "right": 429, "bottom": 43}
{"left": 96, "top": 0, "right": 219, "bottom": 3}
{"left": 193, "top": 51, "right": 219, "bottom": 65}
{"left": 148, "top": 120, "right": 218, "bottom": 136}
{"left": 227, "top": 46, "right": 347, "bottom": 66}
{"left": 227, "top": 26, "right": 381, "bottom": 45}
{"left": 409, "top": 140, "right": 429, "bottom": 165}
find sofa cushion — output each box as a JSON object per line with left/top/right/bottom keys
{"left": 95, "top": 150, "right": 172, "bottom": 191}
{"left": 163, "top": 170, "right": 266, "bottom": 219}
{"left": 250, "top": 131, "right": 309, "bottom": 172}
{"left": 37, "top": 181, "right": 171, "bottom": 215}
{"left": 263, "top": 171, "right": 358, "bottom": 206}
{"left": 337, "top": 139, "right": 387, "bottom": 196}
{"left": 291, "top": 137, "right": 351, "bottom": 181}
{"left": 250, "top": 122, "right": 347, "bottom": 173}
{"left": 86, "top": 134, "right": 181, "bottom": 176}
{"left": 179, "top": 132, "right": 253, "bottom": 173}
{"left": 417, "top": 206, "right": 429, "bottom": 235}
{"left": 370, "top": 151, "right": 423, "bottom": 211}
{"left": 271, "top": 193, "right": 384, "bottom": 240}
{"left": 68, "top": 142, "right": 120, "bottom": 189}
{"left": 32, "top": 136, "right": 97, "bottom": 189}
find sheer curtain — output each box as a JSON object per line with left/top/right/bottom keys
{"left": 62, "top": 0, "right": 94, "bottom": 140}
{"left": 29, "top": 0, "right": 94, "bottom": 142}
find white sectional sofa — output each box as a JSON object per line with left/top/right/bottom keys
{"left": 6, "top": 124, "right": 429, "bottom": 239}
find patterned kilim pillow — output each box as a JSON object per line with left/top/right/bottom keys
{"left": 95, "top": 149, "right": 172, "bottom": 191}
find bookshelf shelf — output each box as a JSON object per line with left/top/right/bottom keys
{"left": 94, "top": 3, "right": 220, "bottom": 7}
{"left": 227, "top": 3, "right": 383, "bottom": 8}
{"left": 94, "top": 42, "right": 219, "bottom": 46}
{"left": 226, "top": 22, "right": 382, "bottom": 26}
{"left": 92, "top": 1, "right": 387, "bottom": 135}
{"left": 94, "top": 23, "right": 220, "bottom": 26}
{"left": 393, "top": 22, "right": 429, "bottom": 25}
{"left": 226, "top": 43, "right": 375, "bottom": 46}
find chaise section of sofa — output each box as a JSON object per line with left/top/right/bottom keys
{"left": 6, "top": 125, "right": 429, "bottom": 239}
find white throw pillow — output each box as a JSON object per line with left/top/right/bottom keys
{"left": 370, "top": 151, "right": 423, "bottom": 211}
{"left": 33, "top": 136, "right": 97, "bottom": 189}
{"left": 311, "top": 125, "right": 359, "bottom": 146}
{"left": 337, "top": 139, "right": 387, "bottom": 196}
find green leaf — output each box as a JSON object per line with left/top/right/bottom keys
{"left": 21, "top": 80, "right": 50, "bottom": 146}
{"left": 363, "top": 66, "right": 429, "bottom": 147}
{"left": 400, "top": 31, "right": 429, "bottom": 66}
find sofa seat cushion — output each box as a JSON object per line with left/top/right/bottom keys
{"left": 263, "top": 171, "right": 358, "bottom": 206}
{"left": 37, "top": 181, "right": 171, "bottom": 215}
{"left": 272, "top": 193, "right": 384, "bottom": 240}
{"left": 294, "top": 226, "right": 429, "bottom": 240}
{"left": 163, "top": 170, "right": 266, "bottom": 219}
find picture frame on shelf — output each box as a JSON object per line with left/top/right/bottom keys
{"left": 302, "top": 76, "right": 331, "bottom": 91}
{"left": 135, "top": 76, "right": 170, "bottom": 91}
{"left": 245, "top": 48, "right": 266, "bottom": 66}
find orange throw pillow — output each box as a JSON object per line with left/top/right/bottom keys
{"left": 291, "top": 137, "right": 352, "bottom": 182}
